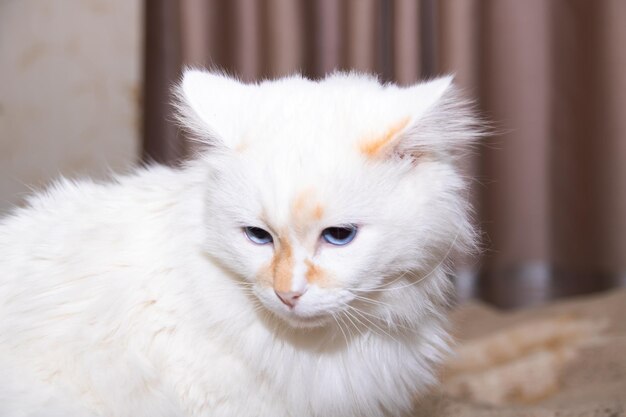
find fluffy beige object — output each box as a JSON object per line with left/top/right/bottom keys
{"left": 414, "top": 289, "right": 626, "bottom": 417}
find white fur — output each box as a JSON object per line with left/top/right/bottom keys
{"left": 0, "top": 71, "right": 481, "bottom": 417}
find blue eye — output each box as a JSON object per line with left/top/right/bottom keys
{"left": 321, "top": 225, "right": 358, "bottom": 246}
{"left": 244, "top": 227, "right": 273, "bottom": 245}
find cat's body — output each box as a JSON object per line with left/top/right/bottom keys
{"left": 0, "top": 71, "right": 480, "bottom": 417}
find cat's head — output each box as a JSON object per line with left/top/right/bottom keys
{"left": 177, "top": 70, "right": 480, "bottom": 329}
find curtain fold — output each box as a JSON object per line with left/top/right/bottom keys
{"left": 143, "top": 0, "right": 626, "bottom": 308}
{"left": 142, "top": 0, "right": 185, "bottom": 164}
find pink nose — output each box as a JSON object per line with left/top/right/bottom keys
{"left": 274, "top": 290, "right": 305, "bottom": 307}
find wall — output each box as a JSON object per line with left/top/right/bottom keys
{"left": 0, "top": 0, "right": 142, "bottom": 213}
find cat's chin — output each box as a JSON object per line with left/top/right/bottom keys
{"left": 273, "top": 311, "right": 333, "bottom": 329}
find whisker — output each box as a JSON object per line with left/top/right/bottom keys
{"left": 347, "top": 306, "right": 414, "bottom": 332}
{"left": 331, "top": 313, "right": 350, "bottom": 345}
{"left": 347, "top": 305, "right": 400, "bottom": 343}
{"left": 342, "top": 309, "right": 366, "bottom": 338}
{"left": 338, "top": 313, "right": 357, "bottom": 340}
{"left": 351, "top": 294, "right": 392, "bottom": 309}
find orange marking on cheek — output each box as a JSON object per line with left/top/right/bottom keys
{"left": 304, "top": 259, "right": 328, "bottom": 286}
{"left": 256, "top": 265, "right": 273, "bottom": 286}
{"left": 271, "top": 239, "right": 294, "bottom": 293}
{"left": 359, "top": 117, "right": 411, "bottom": 158}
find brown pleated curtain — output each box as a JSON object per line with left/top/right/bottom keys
{"left": 143, "top": 0, "right": 626, "bottom": 308}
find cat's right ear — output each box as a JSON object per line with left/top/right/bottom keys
{"left": 174, "top": 69, "right": 246, "bottom": 150}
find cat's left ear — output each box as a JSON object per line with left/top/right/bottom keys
{"left": 174, "top": 69, "right": 247, "bottom": 150}
{"left": 362, "top": 76, "right": 483, "bottom": 160}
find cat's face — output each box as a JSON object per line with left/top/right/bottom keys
{"left": 178, "top": 71, "right": 478, "bottom": 328}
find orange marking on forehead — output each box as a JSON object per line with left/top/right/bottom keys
{"left": 291, "top": 188, "right": 325, "bottom": 231}
{"left": 304, "top": 259, "right": 328, "bottom": 286}
{"left": 359, "top": 117, "right": 410, "bottom": 158}
{"left": 312, "top": 204, "right": 324, "bottom": 221}
{"left": 271, "top": 238, "right": 294, "bottom": 293}
{"left": 292, "top": 189, "right": 311, "bottom": 216}
{"left": 235, "top": 141, "right": 249, "bottom": 153}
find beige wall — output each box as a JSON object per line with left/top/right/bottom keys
{"left": 0, "top": 0, "right": 142, "bottom": 213}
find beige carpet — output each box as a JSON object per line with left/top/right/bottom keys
{"left": 415, "top": 288, "right": 626, "bottom": 417}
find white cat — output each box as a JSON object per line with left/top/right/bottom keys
{"left": 0, "top": 70, "right": 481, "bottom": 417}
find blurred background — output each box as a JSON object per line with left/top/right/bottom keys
{"left": 1, "top": 0, "right": 624, "bottom": 308}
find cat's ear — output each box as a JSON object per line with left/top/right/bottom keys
{"left": 360, "top": 76, "right": 483, "bottom": 160}
{"left": 174, "top": 69, "right": 246, "bottom": 150}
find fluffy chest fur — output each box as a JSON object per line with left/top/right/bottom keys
{"left": 0, "top": 71, "right": 481, "bottom": 416}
